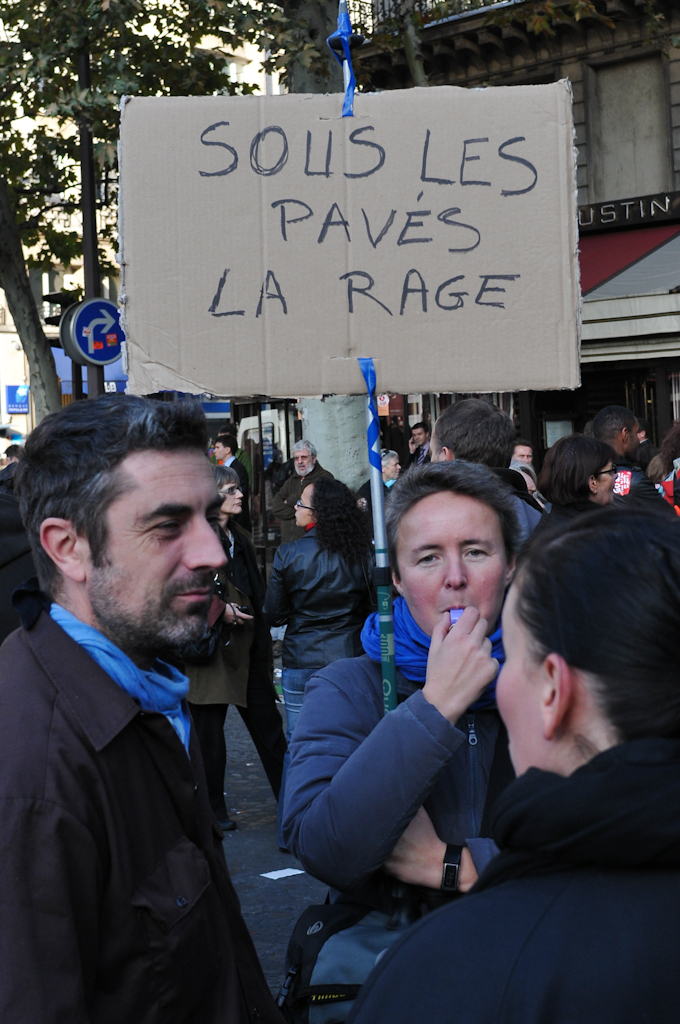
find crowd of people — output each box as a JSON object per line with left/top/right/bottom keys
{"left": 0, "top": 393, "right": 679, "bottom": 1024}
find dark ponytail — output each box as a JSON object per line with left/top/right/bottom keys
{"left": 514, "top": 508, "right": 680, "bottom": 741}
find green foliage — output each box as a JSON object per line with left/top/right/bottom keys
{"left": 0, "top": 0, "right": 260, "bottom": 268}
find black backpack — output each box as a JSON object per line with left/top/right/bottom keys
{"left": 277, "top": 902, "right": 397, "bottom": 1024}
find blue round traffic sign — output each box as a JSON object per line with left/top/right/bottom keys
{"left": 66, "top": 298, "right": 124, "bottom": 366}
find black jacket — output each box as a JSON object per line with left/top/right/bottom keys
{"left": 0, "top": 582, "right": 282, "bottom": 1024}
{"left": 349, "top": 738, "right": 680, "bottom": 1024}
{"left": 613, "top": 455, "right": 674, "bottom": 514}
{"left": 228, "top": 458, "right": 252, "bottom": 532}
{"left": 263, "top": 527, "right": 372, "bottom": 670}
{"left": 636, "top": 438, "right": 659, "bottom": 472}
{"left": 0, "top": 461, "right": 17, "bottom": 494}
{"left": 226, "top": 522, "right": 274, "bottom": 689}
{"left": 533, "top": 498, "right": 599, "bottom": 535}
{"left": 0, "top": 494, "right": 35, "bottom": 643}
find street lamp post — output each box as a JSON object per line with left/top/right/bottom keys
{"left": 77, "top": 45, "right": 105, "bottom": 400}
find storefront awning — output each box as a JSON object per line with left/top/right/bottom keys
{"left": 580, "top": 224, "right": 680, "bottom": 361}
{"left": 580, "top": 225, "right": 680, "bottom": 297}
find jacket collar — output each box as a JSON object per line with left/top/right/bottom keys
{"left": 14, "top": 578, "right": 141, "bottom": 752}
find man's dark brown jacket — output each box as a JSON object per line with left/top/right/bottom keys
{"left": 270, "top": 461, "right": 333, "bottom": 544}
{"left": 0, "top": 584, "right": 283, "bottom": 1024}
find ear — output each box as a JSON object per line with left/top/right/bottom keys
{"left": 439, "top": 446, "right": 455, "bottom": 463}
{"left": 505, "top": 556, "right": 516, "bottom": 588}
{"left": 588, "top": 474, "right": 598, "bottom": 495}
{"left": 540, "top": 653, "right": 578, "bottom": 741}
{"left": 40, "top": 518, "right": 92, "bottom": 585}
{"left": 392, "top": 571, "right": 403, "bottom": 596}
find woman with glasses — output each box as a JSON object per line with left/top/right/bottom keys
{"left": 535, "top": 434, "right": 617, "bottom": 533}
{"left": 185, "top": 465, "right": 286, "bottom": 830}
{"left": 264, "top": 476, "right": 373, "bottom": 744}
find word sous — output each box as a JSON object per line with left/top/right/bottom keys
{"left": 209, "top": 268, "right": 521, "bottom": 319}
{"left": 199, "top": 123, "right": 538, "bottom": 196}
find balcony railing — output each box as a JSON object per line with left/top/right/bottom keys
{"left": 347, "top": 1, "right": 484, "bottom": 35}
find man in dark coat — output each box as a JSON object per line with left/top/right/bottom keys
{"left": 214, "top": 432, "right": 251, "bottom": 531}
{"left": 594, "top": 404, "right": 673, "bottom": 514}
{"left": 0, "top": 395, "right": 282, "bottom": 1024}
{"left": 431, "top": 399, "right": 543, "bottom": 543}
{"left": 0, "top": 492, "right": 34, "bottom": 643}
{"left": 270, "top": 439, "right": 333, "bottom": 543}
{"left": 406, "top": 421, "right": 431, "bottom": 467}
{"left": 635, "top": 416, "right": 659, "bottom": 472}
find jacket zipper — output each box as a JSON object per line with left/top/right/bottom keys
{"left": 467, "top": 714, "right": 481, "bottom": 836}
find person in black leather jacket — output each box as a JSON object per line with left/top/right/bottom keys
{"left": 593, "top": 405, "right": 674, "bottom": 515}
{"left": 264, "top": 476, "right": 373, "bottom": 740}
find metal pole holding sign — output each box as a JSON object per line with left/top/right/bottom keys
{"left": 359, "top": 358, "right": 397, "bottom": 714}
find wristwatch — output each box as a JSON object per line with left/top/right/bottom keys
{"left": 440, "top": 844, "right": 464, "bottom": 893}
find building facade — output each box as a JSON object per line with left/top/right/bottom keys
{"left": 358, "top": 0, "right": 680, "bottom": 456}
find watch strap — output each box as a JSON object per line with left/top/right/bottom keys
{"left": 441, "top": 843, "right": 463, "bottom": 893}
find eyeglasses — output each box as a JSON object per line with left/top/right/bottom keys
{"left": 597, "top": 466, "right": 618, "bottom": 477}
{"left": 218, "top": 487, "right": 241, "bottom": 497}
{"left": 295, "top": 499, "right": 315, "bottom": 511}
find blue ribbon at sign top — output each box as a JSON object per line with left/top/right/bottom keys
{"left": 358, "top": 358, "right": 383, "bottom": 473}
{"left": 327, "top": 2, "right": 357, "bottom": 118}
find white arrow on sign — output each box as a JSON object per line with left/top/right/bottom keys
{"left": 82, "top": 308, "right": 116, "bottom": 354}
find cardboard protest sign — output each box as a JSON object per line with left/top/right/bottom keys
{"left": 118, "top": 84, "right": 579, "bottom": 397}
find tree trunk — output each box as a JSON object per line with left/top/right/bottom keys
{"left": 397, "top": 0, "right": 428, "bottom": 88}
{"left": 0, "top": 178, "right": 62, "bottom": 422}
{"left": 282, "top": 0, "right": 344, "bottom": 94}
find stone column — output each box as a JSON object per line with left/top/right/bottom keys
{"left": 298, "top": 395, "right": 369, "bottom": 492}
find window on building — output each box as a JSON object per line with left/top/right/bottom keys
{"left": 590, "top": 56, "right": 671, "bottom": 202}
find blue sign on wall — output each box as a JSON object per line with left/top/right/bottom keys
{"left": 6, "top": 385, "right": 30, "bottom": 415}
{"left": 67, "top": 299, "right": 124, "bottom": 366}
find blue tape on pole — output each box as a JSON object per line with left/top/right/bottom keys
{"left": 358, "top": 357, "right": 382, "bottom": 473}
{"left": 327, "top": 4, "right": 356, "bottom": 118}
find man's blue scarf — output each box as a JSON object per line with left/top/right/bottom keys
{"left": 361, "top": 596, "right": 504, "bottom": 711}
{"left": 50, "top": 603, "right": 191, "bottom": 752}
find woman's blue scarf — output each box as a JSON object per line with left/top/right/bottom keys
{"left": 361, "top": 596, "right": 504, "bottom": 711}
{"left": 50, "top": 603, "right": 191, "bottom": 752}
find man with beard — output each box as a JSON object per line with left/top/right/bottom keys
{"left": 0, "top": 396, "right": 283, "bottom": 1024}
{"left": 271, "top": 439, "right": 333, "bottom": 544}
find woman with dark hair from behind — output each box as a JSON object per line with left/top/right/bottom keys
{"left": 264, "top": 475, "right": 373, "bottom": 741}
{"left": 535, "top": 433, "right": 617, "bottom": 532}
{"left": 651, "top": 422, "right": 680, "bottom": 510}
{"left": 349, "top": 508, "right": 680, "bottom": 1024}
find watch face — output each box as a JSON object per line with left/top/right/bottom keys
{"left": 442, "top": 862, "right": 459, "bottom": 892}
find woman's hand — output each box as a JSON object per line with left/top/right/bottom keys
{"left": 223, "top": 603, "right": 254, "bottom": 627}
{"left": 422, "top": 608, "right": 498, "bottom": 724}
{"left": 383, "top": 807, "right": 478, "bottom": 892}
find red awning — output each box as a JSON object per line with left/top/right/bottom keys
{"left": 580, "top": 225, "right": 680, "bottom": 295}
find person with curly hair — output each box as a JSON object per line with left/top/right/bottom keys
{"left": 264, "top": 476, "right": 373, "bottom": 742}
{"left": 656, "top": 421, "right": 680, "bottom": 476}
{"left": 650, "top": 421, "right": 680, "bottom": 510}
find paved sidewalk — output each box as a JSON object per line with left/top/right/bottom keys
{"left": 221, "top": 704, "right": 327, "bottom": 993}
